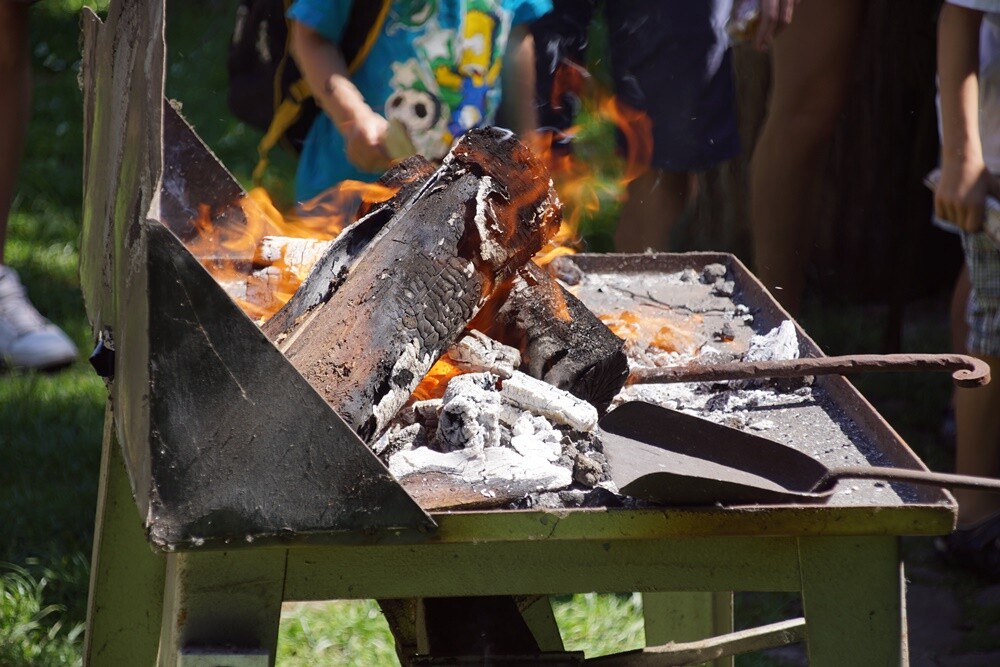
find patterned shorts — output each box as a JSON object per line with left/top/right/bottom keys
{"left": 962, "top": 231, "right": 1000, "bottom": 357}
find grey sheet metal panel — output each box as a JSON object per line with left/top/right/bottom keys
{"left": 144, "top": 222, "right": 435, "bottom": 548}
{"left": 80, "top": 2, "right": 161, "bottom": 522}
{"left": 80, "top": 0, "right": 434, "bottom": 550}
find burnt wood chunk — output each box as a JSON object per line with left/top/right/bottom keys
{"left": 263, "top": 155, "right": 437, "bottom": 341}
{"left": 472, "top": 261, "right": 629, "bottom": 413}
{"left": 281, "top": 128, "right": 561, "bottom": 443}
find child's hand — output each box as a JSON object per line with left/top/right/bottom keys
{"left": 935, "top": 157, "right": 994, "bottom": 233}
{"left": 341, "top": 110, "right": 392, "bottom": 174}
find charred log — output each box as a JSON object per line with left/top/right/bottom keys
{"left": 280, "top": 128, "right": 561, "bottom": 443}
{"left": 263, "top": 155, "right": 437, "bottom": 341}
{"left": 472, "top": 261, "right": 629, "bottom": 413}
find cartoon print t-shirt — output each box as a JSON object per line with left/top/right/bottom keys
{"left": 288, "top": 0, "right": 550, "bottom": 201}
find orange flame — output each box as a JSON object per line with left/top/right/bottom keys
{"left": 528, "top": 71, "right": 654, "bottom": 264}
{"left": 184, "top": 180, "right": 396, "bottom": 321}
{"left": 410, "top": 355, "right": 463, "bottom": 402}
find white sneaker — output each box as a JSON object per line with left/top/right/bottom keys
{"left": 0, "top": 265, "right": 78, "bottom": 371}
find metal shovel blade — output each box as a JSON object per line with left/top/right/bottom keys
{"left": 599, "top": 401, "right": 833, "bottom": 506}
{"left": 599, "top": 401, "right": 1000, "bottom": 506}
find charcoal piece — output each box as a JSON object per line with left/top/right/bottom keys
{"left": 472, "top": 261, "right": 628, "bottom": 413}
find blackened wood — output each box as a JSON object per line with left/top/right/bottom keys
{"left": 263, "top": 156, "right": 436, "bottom": 341}
{"left": 472, "top": 261, "right": 628, "bottom": 413}
{"left": 282, "top": 128, "right": 561, "bottom": 443}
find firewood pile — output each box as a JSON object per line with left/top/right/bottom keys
{"left": 195, "top": 127, "right": 895, "bottom": 513}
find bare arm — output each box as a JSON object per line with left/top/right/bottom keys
{"left": 500, "top": 24, "right": 538, "bottom": 137}
{"left": 289, "top": 21, "right": 391, "bottom": 173}
{"left": 935, "top": 3, "right": 993, "bottom": 232}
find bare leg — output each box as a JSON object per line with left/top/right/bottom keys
{"left": 614, "top": 169, "right": 694, "bottom": 253}
{"left": 954, "top": 353, "right": 1000, "bottom": 526}
{"left": 0, "top": 2, "right": 31, "bottom": 263}
{"left": 749, "top": 0, "right": 867, "bottom": 315}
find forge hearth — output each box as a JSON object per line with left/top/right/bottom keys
{"left": 79, "top": 1, "right": 955, "bottom": 555}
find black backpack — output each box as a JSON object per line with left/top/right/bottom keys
{"left": 226, "top": 0, "right": 390, "bottom": 182}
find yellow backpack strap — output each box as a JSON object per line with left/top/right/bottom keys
{"left": 252, "top": 0, "right": 391, "bottom": 185}
{"left": 252, "top": 80, "right": 312, "bottom": 184}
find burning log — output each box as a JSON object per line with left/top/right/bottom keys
{"left": 472, "top": 261, "right": 629, "bottom": 413}
{"left": 253, "top": 235, "right": 331, "bottom": 272}
{"left": 263, "top": 155, "right": 437, "bottom": 342}
{"left": 279, "top": 128, "right": 561, "bottom": 443}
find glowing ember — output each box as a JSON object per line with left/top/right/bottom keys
{"left": 601, "top": 310, "right": 701, "bottom": 356}
{"left": 411, "top": 355, "right": 463, "bottom": 402}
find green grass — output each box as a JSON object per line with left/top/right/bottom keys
{"left": 0, "top": 1, "right": 987, "bottom": 665}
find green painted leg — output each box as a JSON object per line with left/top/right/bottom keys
{"left": 517, "top": 595, "right": 565, "bottom": 651}
{"left": 642, "top": 592, "right": 734, "bottom": 667}
{"left": 799, "top": 536, "right": 905, "bottom": 666}
{"left": 157, "top": 548, "right": 288, "bottom": 666}
{"left": 84, "top": 409, "right": 166, "bottom": 667}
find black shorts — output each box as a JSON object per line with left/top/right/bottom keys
{"left": 534, "top": 0, "right": 740, "bottom": 172}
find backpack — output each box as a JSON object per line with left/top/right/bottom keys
{"left": 226, "top": 0, "right": 390, "bottom": 183}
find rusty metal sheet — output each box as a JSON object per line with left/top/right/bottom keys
{"left": 80, "top": 0, "right": 434, "bottom": 549}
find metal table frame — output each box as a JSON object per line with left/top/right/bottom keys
{"left": 85, "top": 410, "right": 945, "bottom": 666}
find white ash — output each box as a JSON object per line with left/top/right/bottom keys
{"left": 370, "top": 338, "right": 435, "bottom": 439}
{"left": 437, "top": 372, "right": 502, "bottom": 453}
{"left": 549, "top": 255, "right": 584, "bottom": 285}
{"left": 254, "top": 236, "right": 331, "bottom": 270}
{"left": 613, "top": 382, "right": 815, "bottom": 435}
{"left": 218, "top": 279, "right": 248, "bottom": 303}
{"left": 450, "top": 330, "right": 520, "bottom": 378}
{"left": 712, "top": 279, "right": 736, "bottom": 297}
{"left": 743, "top": 320, "right": 800, "bottom": 362}
{"left": 382, "top": 366, "right": 611, "bottom": 495}
{"left": 510, "top": 412, "right": 561, "bottom": 443}
{"left": 388, "top": 437, "right": 572, "bottom": 492}
{"left": 244, "top": 266, "right": 283, "bottom": 313}
{"left": 371, "top": 422, "right": 427, "bottom": 458}
{"left": 701, "top": 263, "right": 728, "bottom": 283}
{"left": 510, "top": 434, "right": 561, "bottom": 462}
{"left": 499, "top": 370, "right": 599, "bottom": 432}
{"left": 677, "top": 268, "right": 702, "bottom": 283}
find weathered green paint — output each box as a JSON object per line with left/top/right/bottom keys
{"left": 281, "top": 536, "right": 801, "bottom": 601}
{"left": 643, "top": 592, "right": 734, "bottom": 667}
{"left": 84, "top": 409, "right": 166, "bottom": 667}
{"left": 157, "top": 549, "right": 287, "bottom": 667}
{"left": 798, "top": 536, "right": 904, "bottom": 666}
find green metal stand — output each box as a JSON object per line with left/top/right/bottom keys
{"left": 85, "top": 409, "right": 942, "bottom": 666}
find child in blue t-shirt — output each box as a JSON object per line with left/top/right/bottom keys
{"left": 288, "top": 0, "right": 551, "bottom": 201}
